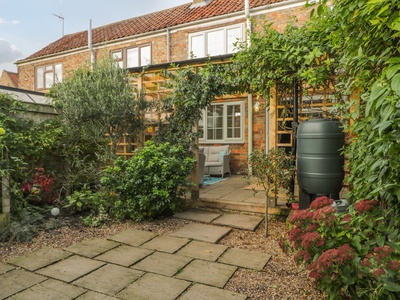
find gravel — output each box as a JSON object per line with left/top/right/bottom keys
{"left": 0, "top": 209, "right": 326, "bottom": 300}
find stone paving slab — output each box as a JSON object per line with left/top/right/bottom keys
{"left": 73, "top": 264, "right": 144, "bottom": 296}
{"left": 117, "top": 273, "right": 191, "bottom": 300}
{"left": 132, "top": 251, "right": 192, "bottom": 276}
{"left": 77, "top": 291, "right": 120, "bottom": 300}
{"left": 0, "top": 262, "right": 14, "bottom": 274}
{"left": 170, "top": 223, "right": 231, "bottom": 243}
{"left": 7, "top": 247, "right": 71, "bottom": 271}
{"left": 218, "top": 248, "right": 272, "bottom": 271}
{"left": 37, "top": 255, "right": 105, "bottom": 283}
{"left": 211, "top": 213, "right": 263, "bottom": 231}
{"left": 181, "top": 283, "right": 247, "bottom": 300}
{"left": 95, "top": 244, "right": 153, "bottom": 267}
{"left": 176, "top": 240, "right": 228, "bottom": 262}
{"left": 65, "top": 238, "right": 120, "bottom": 258}
{"left": 140, "top": 235, "right": 190, "bottom": 253}
{"left": 8, "top": 278, "right": 86, "bottom": 300}
{"left": 108, "top": 228, "right": 157, "bottom": 246}
{"left": 174, "top": 209, "right": 221, "bottom": 223}
{"left": 0, "top": 269, "right": 47, "bottom": 299}
{"left": 176, "top": 259, "right": 237, "bottom": 288}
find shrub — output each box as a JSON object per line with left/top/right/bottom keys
{"left": 284, "top": 196, "right": 400, "bottom": 299}
{"left": 0, "top": 208, "right": 43, "bottom": 243}
{"left": 100, "top": 141, "right": 195, "bottom": 221}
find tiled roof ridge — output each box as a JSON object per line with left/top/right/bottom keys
{"left": 4, "top": 70, "right": 19, "bottom": 88}
{"left": 18, "top": 0, "right": 284, "bottom": 63}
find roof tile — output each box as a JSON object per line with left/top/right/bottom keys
{"left": 20, "top": 0, "right": 283, "bottom": 62}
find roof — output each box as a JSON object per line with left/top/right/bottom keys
{"left": 0, "top": 85, "right": 51, "bottom": 105}
{"left": 19, "top": 0, "right": 283, "bottom": 62}
{"left": 1, "top": 70, "right": 19, "bottom": 88}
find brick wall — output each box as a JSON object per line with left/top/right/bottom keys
{"left": 16, "top": 2, "right": 314, "bottom": 175}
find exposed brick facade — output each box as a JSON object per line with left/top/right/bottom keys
{"left": 15, "top": 0, "right": 313, "bottom": 174}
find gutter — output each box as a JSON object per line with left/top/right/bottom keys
{"left": 16, "top": 0, "right": 307, "bottom": 66}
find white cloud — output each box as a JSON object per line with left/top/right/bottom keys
{"left": 0, "top": 18, "right": 20, "bottom": 25}
{"left": 0, "top": 39, "right": 23, "bottom": 64}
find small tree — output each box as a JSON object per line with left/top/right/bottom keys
{"left": 248, "top": 147, "right": 295, "bottom": 236}
{"left": 50, "top": 55, "right": 149, "bottom": 156}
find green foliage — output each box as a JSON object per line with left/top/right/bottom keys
{"left": 100, "top": 141, "right": 195, "bottom": 221}
{"left": 285, "top": 197, "right": 400, "bottom": 299}
{"left": 0, "top": 208, "right": 43, "bottom": 243}
{"left": 327, "top": 0, "right": 400, "bottom": 209}
{"left": 50, "top": 54, "right": 149, "bottom": 155}
{"left": 154, "top": 62, "right": 233, "bottom": 150}
{"left": 230, "top": 14, "right": 338, "bottom": 101}
{"left": 247, "top": 147, "right": 295, "bottom": 201}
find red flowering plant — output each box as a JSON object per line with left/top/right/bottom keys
{"left": 21, "top": 167, "right": 58, "bottom": 205}
{"left": 282, "top": 196, "right": 400, "bottom": 299}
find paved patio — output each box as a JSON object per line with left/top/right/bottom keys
{"left": 197, "top": 175, "right": 289, "bottom": 214}
{"left": 1, "top": 210, "right": 271, "bottom": 300}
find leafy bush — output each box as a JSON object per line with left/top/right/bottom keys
{"left": 0, "top": 209, "right": 43, "bottom": 243}
{"left": 100, "top": 141, "right": 195, "bottom": 221}
{"left": 283, "top": 197, "right": 400, "bottom": 299}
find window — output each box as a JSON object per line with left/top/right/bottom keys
{"left": 189, "top": 24, "right": 243, "bottom": 58}
{"left": 35, "top": 64, "right": 62, "bottom": 90}
{"left": 199, "top": 101, "right": 244, "bottom": 143}
{"left": 112, "top": 44, "right": 152, "bottom": 68}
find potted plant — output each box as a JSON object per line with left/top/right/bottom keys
{"left": 247, "top": 147, "right": 295, "bottom": 236}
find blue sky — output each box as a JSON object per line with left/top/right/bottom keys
{"left": 0, "top": 0, "right": 190, "bottom": 73}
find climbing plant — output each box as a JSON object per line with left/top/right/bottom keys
{"left": 153, "top": 62, "right": 235, "bottom": 150}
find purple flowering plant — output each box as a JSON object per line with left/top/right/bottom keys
{"left": 281, "top": 196, "right": 400, "bottom": 299}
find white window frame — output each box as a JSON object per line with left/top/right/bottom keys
{"left": 112, "top": 44, "right": 152, "bottom": 68}
{"left": 188, "top": 24, "right": 243, "bottom": 59}
{"left": 35, "top": 63, "right": 62, "bottom": 90}
{"left": 199, "top": 101, "right": 244, "bottom": 144}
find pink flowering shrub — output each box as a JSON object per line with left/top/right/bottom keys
{"left": 283, "top": 196, "right": 400, "bottom": 299}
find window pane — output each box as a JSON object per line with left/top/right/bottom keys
{"left": 112, "top": 51, "right": 122, "bottom": 60}
{"left": 45, "top": 71, "right": 54, "bottom": 89}
{"left": 36, "top": 67, "right": 44, "bottom": 89}
{"left": 55, "top": 64, "right": 62, "bottom": 83}
{"left": 207, "top": 30, "right": 224, "bottom": 56}
{"left": 227, "top": 27, "right": 242, "bottom": 53}
{"left": 190, "top": 34, "right": 205, "bottom": 58}
{"left": 140, "top": 46, "right": 151, "bottom": 66}
{"left": 226, "top": 104, "right": 241, "bottom": 139}
{"left": 127, "top": 48, "right": 139, "bottom": 68}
